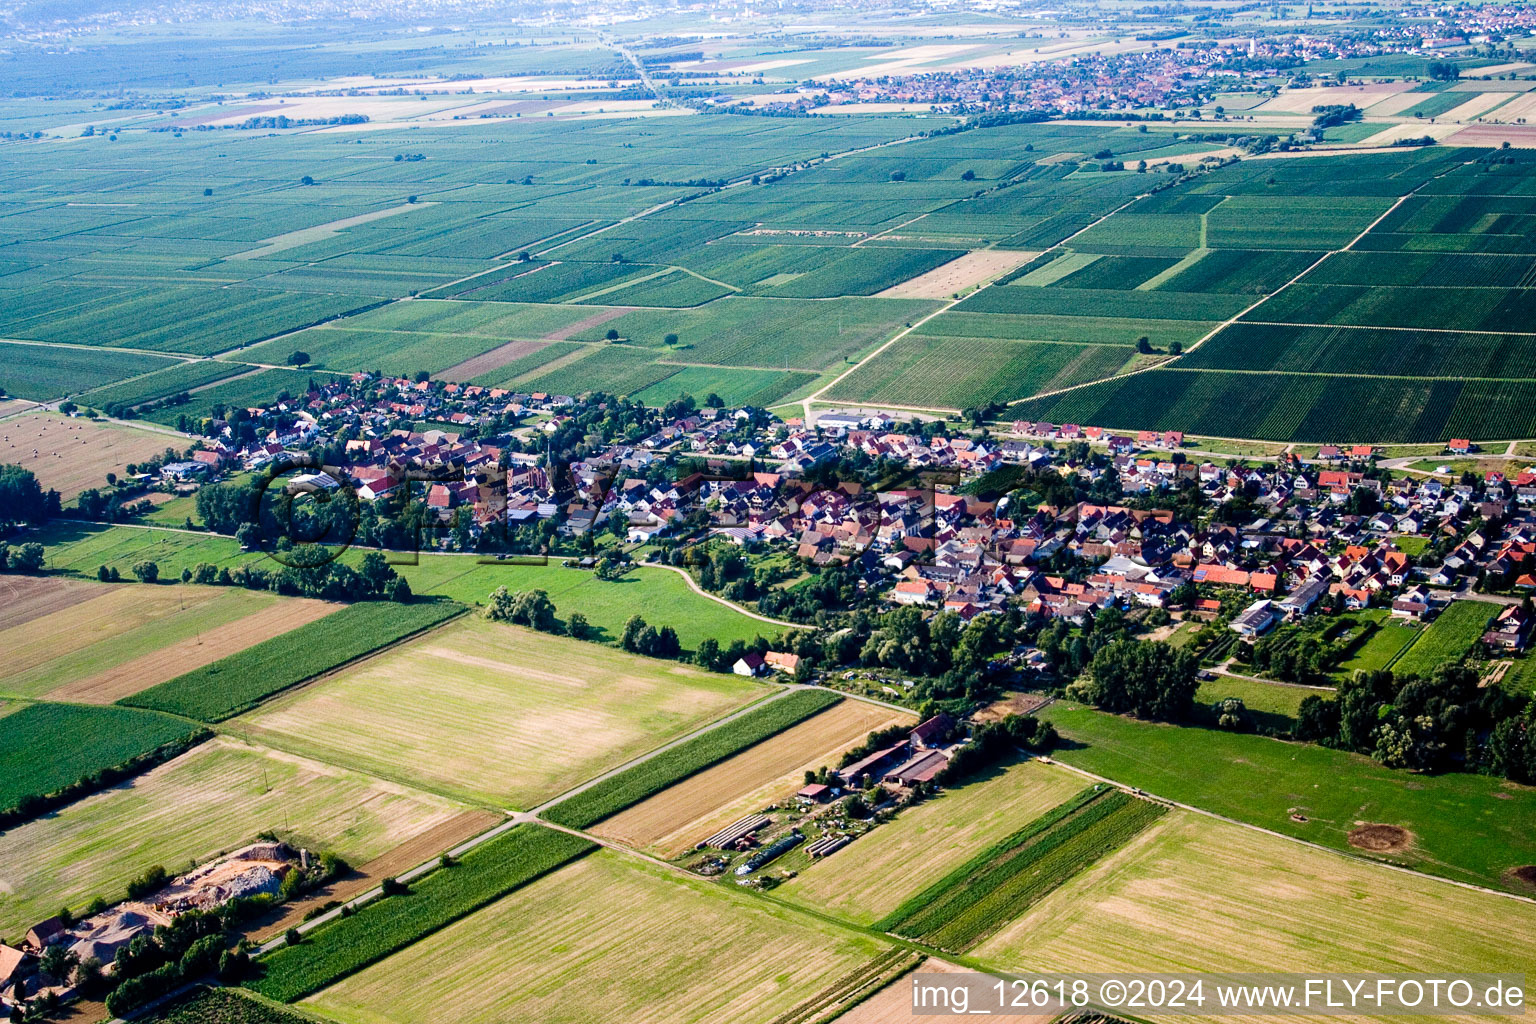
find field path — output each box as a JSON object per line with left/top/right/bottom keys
{"left": 806, "top": 190, "right": 1151, "bottom": 421}
{"left": 646, "top": 563, "right": 804, "bottom": 629}
{"left": 999, "top": 170, "right": 1453, "bottom": 411}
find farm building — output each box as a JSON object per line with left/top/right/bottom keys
{"left": 23, "top": 919, "right": 65, "bottom": 952}
{"left": 1231, "top": 599, "right": 1276, "bottom": 636}
{"left": 0, "top": 945, "right": 33, "bottom": 1012}
{"left": 797, "top": 783, "right": 832, "bottom": 803}
{"left": 733, "top": 653, "right": 769, "bottom": 677}
{"left": 765, "top": 651, "right": 802, "bottom": 674}
{"left": 910, "top": 713, "right": 954, "bottom": 749}
{"left": 885, "top": 749, "right": 950, "bottom": 788}
{"left": 835, "top": 744, "right": 907, "bottom": 788}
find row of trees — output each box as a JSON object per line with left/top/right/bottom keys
{"left": 1069, "top": 639, "right": 1200, "bottom": 722}
{"left": 1293, "top": 664, "right": 1536, "bottom": 781}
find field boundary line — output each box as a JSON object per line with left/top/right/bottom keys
{"left": 528, "top": 686, "right": 799, "bottom": 814}
{"left": 1002, "top": 182, "right": 1436, "bottom": 409}
{"left": 806, "top": 191, "right": 1150, "bottom": 417}
{"left": 210, "top": 603, "right": 471, "bottom": 728}
{"left": 0, "top": 335, "right": 203, "bottom": 361}
{"left": 1043, "top": 754, "right": 1536, "bottom": 906}
{"left": 1241, "top": 319, "right": 1536, "bottom": 339}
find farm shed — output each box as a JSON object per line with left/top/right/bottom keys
{"left": 885, "top": 749, "right": 950, "bottom": 788}
{"left": 835, "top": 744, "right": 907, "bottom": 788}
{"left": 1231, "top": 600, "right": 1276, "bottom": 637}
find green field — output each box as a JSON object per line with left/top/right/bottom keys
{"left": 826, "top": 335, "right": 1132, "bottom": 409}
{"left": 877, "top": 787, "right": 1165, "bottom": 951}
{"left": 543, "top": 688, "right": 842, "bottom": 828}
{"left": 251, "top": 825, "right": 593, "bottom": 1003}
{"left": 1008, "top": 368, "right": 1536, "bottom": 443}
{"left": 0, "top": 341, "right": 179, "bottom": 401}
{"left": 0, "top": 736, "right": 462, "bottom": 940}
{"left": 1333, "top": 610, "right": 1423, "bottom": 677}
{"left": 1195, "top": 674, "right": 1318, "bottom": 728}
{"left": 77, "top": 359, "right": 255, "bottom": 410}
{"left": 1045, "top": 702, "right": 1536, "bottom": 891}
{"left": 31, "top": 524, "right": 779, "bottom": 651}
{"left": 1391, "top": 600, "right": 1492, "bottom": 677}
{"left": 230, "top": 617, "right": 771, "bottom": 809}
{"left": 122, "top": 599, "right": 465, "bottom": 721}
{"left": 299, "top": 849, "right": 893, "bottom": 1024}
{"left": 0, "top": 701, "right": 205, "bottom": 816}
{"left": 141, "top": 989, "right": 317, "bottom": 1024}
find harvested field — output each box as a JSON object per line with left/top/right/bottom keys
{"left": 1256, "top": 82, "right": 1409, "bottom": 113}
{"left": 0, "top": 575, "right": 101, "bottom": 632}
{"left": 1347, "top": 823, "right": 1412, "bottom": 853}
{"left": 876, "top": 250, "right": 1038, "bottom": 298}
{"left": 300, "top": 849, "right": 892, "bottom": 1024}
{"left": 591, "top": 699, "right": 911, "bottom": 857}
{"left": 0, "top": 584, "right": 232, "bottom": 696}
{"left": 779, "top": 759, "right": 1084, "bottom": 926}
{"left": 251, "top": 809, "right": 502, "bottom": 943}
{"left": 0, "top": 736, "right": 464, "bottom": 939}
{"left": 45, "top": 596, "right": 338, "bottom": 704}
{"left": 437, "top": 339, "right": 549, "bottom": 382}
{"left": 971, "top": 692, "right": 1053, "bottom": 723}
{"left": 233, "top": 617, "right": 768, "bottom": 808}
{"left": 544, "top": 307, "right": 631, "bottom": 340}
{"left": 971, "top": 810, "right": 1536, "bottom": 1022}
{"left": 831, "top": 959, "right": 1055, "bottom": 1024}
{"left": 1, "top": 411, "right": 180, "bottom": 500}
{"left": 879, "top": 788, "right": 1167, "bottom": 952}
{"left": 1444, "top": 123, "right": 1536, "bottom": 148}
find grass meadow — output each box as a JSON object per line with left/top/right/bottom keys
{"left": 1045, "top": 702, "right": 1536, "bottom": 892}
